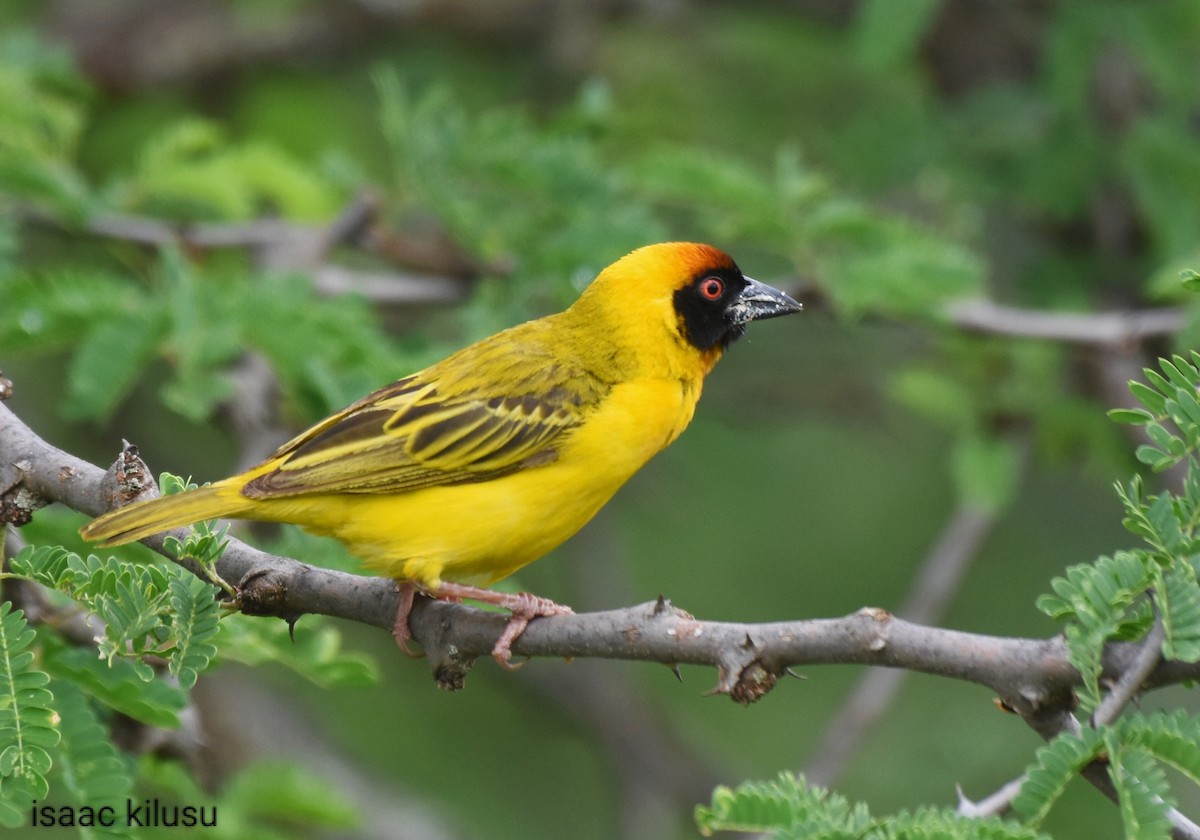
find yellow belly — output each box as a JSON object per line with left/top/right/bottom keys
{"left": 251, "top": 378, "right": 698, "bottom": 588}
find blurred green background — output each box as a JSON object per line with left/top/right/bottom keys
{"left": 4, "top": 0, "right": 1200, "bottom": 838}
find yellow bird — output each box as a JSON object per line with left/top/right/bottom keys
{"left": 81, "top": 242, "right": 802, "bottom": 665}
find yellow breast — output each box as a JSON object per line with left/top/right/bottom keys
{"left": 264, "top": 376, "right": 700, "bottom": 588}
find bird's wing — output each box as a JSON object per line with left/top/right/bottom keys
{"left": 240, "top": 353, "right": 606, "bottom": 499}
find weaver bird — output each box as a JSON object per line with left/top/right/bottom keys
{"left": 81, "top": 242, "right": 802, "bottom": 666}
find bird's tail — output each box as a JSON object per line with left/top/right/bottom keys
{"left": 80, "top": 482, "right": 250, "bottom": 547}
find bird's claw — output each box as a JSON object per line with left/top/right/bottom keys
{"left": 394, "top": 581, "right": 572, "bottom": 668}
{"left": 488, "top": 592, "right": 574, "bottom": 669}
{"left": 391, "top": 581, "right": 425, "bottom": 658}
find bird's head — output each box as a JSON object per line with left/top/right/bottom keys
{"left": 575, "top": 242, "right": 802, "bottom": 374}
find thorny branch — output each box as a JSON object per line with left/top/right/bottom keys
{"left": 956, "top": 776, "right": 1025, "bottom": 821}
{"left": 6, "top": 379, "right": 1200, "bottom": 833}
{"left": 942, "top": 297, "right": 1184, "bottom": 346}
{"left": 1093, "top": 602, "right": 1165, "bottom": 728}
{"left": 31, "top": 199, "right": 1191, "bottom": 338}
{"left": 3, "top": 400, "right": 1199, "bottom": 708}
{"left": 18, "top": 195, "right": 477, "bottom": 307}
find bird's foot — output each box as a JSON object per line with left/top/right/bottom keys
{"left": 391, "top": 581, "right": 424, "bottom": 658}
{"left": 434, "top": 582, "right": 573, "bottom": 670}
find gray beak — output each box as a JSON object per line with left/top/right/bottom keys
{"left": 728, "top": 276, "right": 804, "bottom": 325}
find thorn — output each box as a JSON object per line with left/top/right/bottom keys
{"left": 784, "top": 667, "right": 806, "bottom": 680}
{"left": 955, "top": 783, "right": 971, "bottom": 808}
{"left": 653, "top": 594, "right": 669, "bottom": 616}
{"left": 702, "top": 684, "right": 725, "bottom": 698}
{"left": 741, "top": 632, "right": 757, "bottom": 650}
{"left": 285, "top": 613, "right": 300, "bottom": 642}
{"left": 669, "top": 663, "right": 683, "bottom": 683}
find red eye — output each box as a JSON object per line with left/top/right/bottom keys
{"left": 699, "top": 277, "right": 724, "bottom": 300}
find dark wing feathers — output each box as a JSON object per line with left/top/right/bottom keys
{"left": 241, "top": 347, "right": 607, "bottom": 499}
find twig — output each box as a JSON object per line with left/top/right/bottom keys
{"left": 956, "top": 776, "right": 1025, "bottom": 819}
{"left": 1093, "top": 600, "right": 1164, "bottom": 728}
{"left": 81, "top": 191, "right": 377, "bottom": 265}
{"left": 223, "top": 351, "right": 288, "bottom": 472}
{"left": 960, "top": 605, "right": 1169, "bottom": 825}
{"left": 22, "top": 198, "right": 474, "bottom": 307}
{"left": 943, "top": 298, "right": 1184, "bottom": 346}
{"left": 311, "top": 264, "right": 468, "bottom": 305}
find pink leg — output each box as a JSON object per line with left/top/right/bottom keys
{"left": 433, "top": 582, "right": 573, "bottom": 669}
{"left": 391, "top": 581, "right": 423, "bottom": 657}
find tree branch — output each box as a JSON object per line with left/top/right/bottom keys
{"left": 3, "top": 400, "right": 1199, "bottom": 709}
{"left": 1093, "top": 600, "right": 1164, "bottom": 728}
{"left": 942, "top": 298, "right": 1184, "bottom": 346}
{"left": 7, "top": 387, "right": 1200, "bottom": 832}
{"left": 19, "top": 197, "right": 476, "bottom": 306}
{"left": 956, "top": 776, "right": 1025, "bottom": 820}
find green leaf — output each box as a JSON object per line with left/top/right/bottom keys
{"left": 1134, "top": 444, "right": 1173, "bottom": 471}
{"left": 1106, "top": 734, "right": 1173, "bottom": 840}
{"left": 138, "top": 755, "right": 356, "bottom": 835}
{"left": 1155, "top": 564, "right": 1200, "bottom": 662}
{"left": 41, "top": 639, "right": 185, "bottom": 729}
{"left": 223, "top": 761, "right": 357, "bottom": 828}
{"left": 1146, "top": 422, "right": 1181, "bottom": 460}
{"left": 167, "top": 575, "right": 221, "bottom": 690}
{"left": 951, "top": 433, "right": 1020, "bottom": 513}
{"left": 214, "top": 614, "right": 377, "bottom": 689}
{"left": 1144, "top": 494, "right": 1184, "bottom": 554}
{"left": 1158, "top": 356, "right": 1196, "bottom": 392}
{"left": 1181, "top": 269, "right": 1200, "bottom": 292}
{"left": 0, "top": 604, "right": 58, "bottom": 825}
{"left": 1143, "top": 368, "right": 1175, "bottom": 402}
{"left": 125, "top": 118, "right": 343, "bottom": 222}
{"left": 377, "top": 71, "right": 665, "bottom": 293}
{"left": 1038, "top": 552, "right": 1151, "bottom": 713}
{"left": 808, "top": 202, "right": 985, "bottom": 317}
{"left": 1109, "top": 408, "right": 1155, "bottom": 425}
{"left": 870, "top": 808, "right": 1049, "bottom": 840}
{"left": 7, "top": 545, "right": 69, "bottom": 588}
{"left": 889, "top": 367, "right": 976, "bottom": 432}
{"left": 50, "top": 679, "right": 135, "bottom": 838}
{"left": 62, "top": 311, "right": 164, "bottom": 423}
{"left": 0, "top": 31, "right": 93, "bottom": 217}
{"left": 1125, "top": 117, "right": 1200, "bottom": 264}
{"left": 854, "top": 0, "right": 942, "bottom": 70}
{"left": 0, "top": 271, "right": 155, "bottom": 358}
{"left": 1040, "top": 553, "right": 1151, "bottom": 624}
{"left": 1122, "top": 711, "right": 1200, "bottom": 785}
{"left": 695, "top": 771, "right": 1046, "bottom": 839}
{"left": 0, "top": 795, "right": 25, "bottom": 830}
{"left": 1128, "top": 380, "right": 1169, "bottom": 416}
{"left": 1013, "top": 729, "right": 1105, "bottom": 825}
{"left": 695, "top": 772, "right": 868, "bottom": 836}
